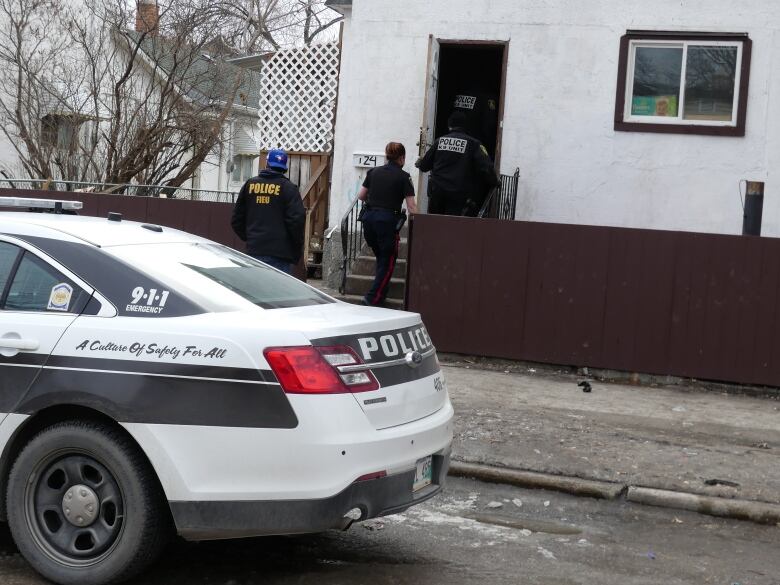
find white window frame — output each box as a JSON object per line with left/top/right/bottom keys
{"left": 241, "top": 156, "right": 255, "bottom": 181}
{"left": 231, "top": 154, "right": 258, "bottom": 184}
{"left": 624, "top": 39, "right": 743, "bottom": 127}
{"left": 231, "top": 155, "right": 242, "bottom": 183}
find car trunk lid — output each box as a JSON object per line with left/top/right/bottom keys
{"left": 235, "top": 302, "right": 448, "bottom": 430}
{"left": 308, "top": 319, "right": 447, "bottom": 431}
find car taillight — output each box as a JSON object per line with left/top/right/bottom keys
{"left": 264, "top": 345, "right": 379, "bottom": 394}
{"left": 356, "top": 470, "right": 387, "bottom": 481}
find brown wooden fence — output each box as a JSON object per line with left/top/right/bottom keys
{"left": 1, "top": 187, "right": 320, "bottom": 280}
{"left": 0, "top": 188, "right": 244, "bottom": 249}
{"left": 407, "top": 214, "right": 780, "bottom": 387}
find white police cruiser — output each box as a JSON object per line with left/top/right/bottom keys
{"left": 0, "top": 197, "right": 453, "bottom": 585}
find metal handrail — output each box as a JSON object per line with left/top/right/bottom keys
{"left": 479, "top": 168, "right": 519, "bottom": 220}
{"left": 0, "top": 179, "right": 239, "bottom": 203}
{"left": 339, "top": 196, "right": 364, "bottom": 295}
{"left": 478, "top": 186, "right": 499, "bottom": 218}
{"left": 339, "top": 167, "right": 519, "bottom": 294}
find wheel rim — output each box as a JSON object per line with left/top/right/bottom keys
{"left": 25, "top": 450, "right": 125, "bottom": 567}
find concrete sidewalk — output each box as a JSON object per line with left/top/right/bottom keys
{"left": 442, "top": 363, "right": 780, "bottom": 506}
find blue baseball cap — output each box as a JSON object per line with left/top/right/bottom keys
{"left": 267, "top": 148, "right": 288, "bottom": 171}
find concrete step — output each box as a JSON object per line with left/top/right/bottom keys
{"left": 340, "top": 294, "right": 405, "bottom": 310}
{"left": 349, "top": 238, "right": 408, "bottom": 259}
{"left": 345, "top": 274, "right": 406, "bottom": 298}
{"left": 351, "top": 255, "right": 407, "bottom": 278}
{"left": 398, "top": 238, "right": 409, "bottom": 259}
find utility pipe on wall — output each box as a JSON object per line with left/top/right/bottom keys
{"left": 742, "top": 181, "right": 764, "bottom": 236}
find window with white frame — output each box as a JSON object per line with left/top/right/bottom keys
{"left": 231, "top": 155, "right": 257, "bottom": 183}
{"left": 615, "top": 33, "right": 751, "bottom": 136}
{"left": 41, "top": 114, "right": 80, "bottom": 152}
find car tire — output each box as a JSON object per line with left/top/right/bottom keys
{"left": 6, "top": 420, "right": 170, "bottom": 585}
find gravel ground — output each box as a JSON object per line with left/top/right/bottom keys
{"left": 444, "top": 363, "right": 780, "bottom": 503}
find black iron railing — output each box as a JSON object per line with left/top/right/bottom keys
{"left": 339, "top": 197, "right": 365, "bottom": 295}
{"left": 340, "top": 168, "right": 519, "bottom": 294}
{"left": 479, "top": 168, "right": 520, "bottom": 220}
{"left": 0, "top": 179, "right": 238, "bottom": 203}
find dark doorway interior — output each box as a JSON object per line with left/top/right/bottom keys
{"left": 435, "top": 43, "right": 504, "bottom": 160}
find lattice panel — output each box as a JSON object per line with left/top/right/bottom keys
{"left": 258, "top": 42, "right": 340, "bottom": 153}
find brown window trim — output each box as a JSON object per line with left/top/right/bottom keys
{"left": 614, "top": 31, "right": 752, "bottom": 137}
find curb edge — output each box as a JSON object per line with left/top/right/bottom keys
{"left": 448, "top": 461, "right": 780, "bottom": 525}
{"left": 626, "top": 486, "right": 780, "bottom": 525}
{"left": 448, "top": 461, "right": 625, "bottom": 500}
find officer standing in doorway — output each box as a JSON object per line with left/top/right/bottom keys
{"left": 357, "top": 142, "right": 417, "bottom": 307}
{"left": 451, "top": 88, "right": 499, "bottom": 159}
{"left": 231, "top": 148, "right": 305, "bottom": 274}
{"left": 416, "top": 110, "right": 499, "bottom": 216}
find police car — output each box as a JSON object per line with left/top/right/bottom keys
{"left": 0, "top": 197, "right": 453, "bottom": 585}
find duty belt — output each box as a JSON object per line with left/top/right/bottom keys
{"left": 365, "top": 205, "right": 402, "bottom": 215}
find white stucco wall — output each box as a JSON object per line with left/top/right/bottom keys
{"left": 329, "top": 1, "right": 780, "bottom": 236}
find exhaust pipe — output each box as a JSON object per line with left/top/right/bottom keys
{"left": 341, "top": 507, "right": 363, "bottom": 531}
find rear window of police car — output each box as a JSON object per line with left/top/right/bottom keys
{"left": 0, "top": 241, "right": 15, "bottom": 293}
{"left": 107, "top": 243, "right": 333, "bottom": 310}
{"left": 0, "top": 241, "right": 91, "bottom": 313}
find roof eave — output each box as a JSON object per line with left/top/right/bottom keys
{"left": 324, "top": 0, "right": 351, "bottom": 15}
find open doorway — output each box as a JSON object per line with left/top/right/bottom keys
{"left": 435, "top": 43, "right": 505, "bottom": 161}
{"left": 418, "top": 39, "right": 507, "bottom": 211}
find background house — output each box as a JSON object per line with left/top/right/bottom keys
{"left": 0, "top": 0, "right": 263, "bottom": 199}
{"left": 326, "top": 0, "right": 779, "bottom": 237}
{"left": 125, "top": 30, "right": 264, "bottom": 196}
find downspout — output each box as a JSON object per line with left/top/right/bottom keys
{"left": 220, "top": 118, "right": 235, "bottom": 193}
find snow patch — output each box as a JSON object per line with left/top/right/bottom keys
{"left": 537, "top": 547, "right": 557, "bottom": 560}
{"left": 405, "top": 508, "right": 521, "bottom": 543}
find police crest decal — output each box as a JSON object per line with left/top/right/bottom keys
{"left": 48, "top": 283, "right": 73, "bottom": 312}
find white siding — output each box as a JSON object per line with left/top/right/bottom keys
{"left": 197, "top": 150, "right": 226, "bottom": 194}
{"left": 329, "top": 1, "right": 780, "bottom": 236}
{"left": 0, "top": 131, "right": 21, "bottom": 177}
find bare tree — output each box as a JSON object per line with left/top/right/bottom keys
{"left": 216, "top": 0, "right": 342, "bottom": 52}
{"left": 0, "top": 0, "right": 259, "bottom": 189}
{"left": 0, "top": 0, "right": 340, "bottom": 189}
{"left": 298, "top": 0, "right": 342, "bottom": 46}
{"left": 0, "top": 0, "right": 72, "bottom": 180}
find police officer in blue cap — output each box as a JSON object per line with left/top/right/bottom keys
{"left": 231, "top": 149, "right": 305, "bottom": 274}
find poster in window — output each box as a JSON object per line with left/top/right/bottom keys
{"left": 631, "top": 95, "right": 678, "bottom": 117}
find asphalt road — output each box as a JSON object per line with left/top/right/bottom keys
{"left": 0, "top": 477, "right": 777, "bottom": 585}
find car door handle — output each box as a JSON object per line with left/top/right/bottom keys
{"left": 0, "top": 338, "right": 39, "bottom": 351}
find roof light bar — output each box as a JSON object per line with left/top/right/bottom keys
{"left": 0, "top": 196, "right": 83, "bottom": 211}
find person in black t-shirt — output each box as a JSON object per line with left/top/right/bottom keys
{"left": 357, "top": 142, "right": 417, "bottom": 306}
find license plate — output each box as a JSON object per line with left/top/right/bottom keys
{"left": 413, "top": 455, "right": 433, "bottom": 492}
